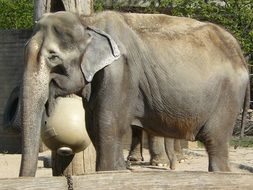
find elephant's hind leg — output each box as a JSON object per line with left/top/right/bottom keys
{"left": 197, "top": 108, "right": 238, "bottom": 172}
{"left": 205, "top": 138, "right": 231, "bottom": 172}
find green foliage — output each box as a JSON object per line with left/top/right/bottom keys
{"left": 198, "top": 136, "right": 253, "bottom": 148}
{"left": 94, "top": 0, "right": 104, "bottom": 12}
{"left": 230, "top": 136, "right": 253, "bottom": 148}
{"left": 0, "top": 0, "right": 33, "bottom": 29}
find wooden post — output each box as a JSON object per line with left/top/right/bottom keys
{"left": 34, "top": 0, "right": 45, "bottom": 21}
{"left": 34, "top": 0, "right": 93, "bottom": 21}
{"left": 34, "top": 0, "right": 96, "bottom": 176}
{"left": 52, "top": 144, "right": 96, "bottom": 176}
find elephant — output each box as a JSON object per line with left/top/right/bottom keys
{"left": 128, "top": 125, "right": 178, "bottom": 170}
{"left": 19, "top": 11, "right": 249, "bottom": 176}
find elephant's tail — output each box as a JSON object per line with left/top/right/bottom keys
{"left": 240, "top": 81, "right": 250, "bottom": 138}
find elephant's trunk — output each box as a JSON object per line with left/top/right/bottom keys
{"left": 19, "top": 32, "right": 50, "bottom": 177}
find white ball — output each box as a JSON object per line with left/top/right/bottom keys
{"left": 41, "top": 95, "right": 91, "bottom": 155}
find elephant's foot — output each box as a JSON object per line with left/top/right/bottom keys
{"left": 127, "top": 151, "right": 144, "bottom": 162}
{"left": 176, "top": 152, "right": 186, "bottom": 163}
{"left": 150, "top": 154, "right": 169, "bottom": 167}
{"left": 208, "top": 155, "right": 231, "bottom": 172}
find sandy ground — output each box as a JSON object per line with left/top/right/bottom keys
{"left": 0, "top": 147, "right": 252, "bottom": 178}
{"left": 129, "top": 148, "right": 253, "bottom": 173}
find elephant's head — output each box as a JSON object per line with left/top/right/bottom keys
{"left": 19, "top": 11, "right": 120, "bottom": 176}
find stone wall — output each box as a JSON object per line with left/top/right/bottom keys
{"left": 0, "top": 29, "right": 32, "bottom": 153}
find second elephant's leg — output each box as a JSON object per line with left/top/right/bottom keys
{"left": 174, "top": 139, "right": 186, "bottom": 162}
{"left": 127, "top": 125, "right": 144, "bottom": 161}
{"left": 164, "top": 138, "right": 177, "bottom": 170}
{"left": 148, "top": 135, "right": 169, "bottom": 167}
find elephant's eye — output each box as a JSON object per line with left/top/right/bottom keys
{"left": 47, "top": 53, "right": 62, "bottom": 67}
{"left": 48, "top": 54, "right": 60, "bottom": 62}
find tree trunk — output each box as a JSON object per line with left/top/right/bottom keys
{"left": 34, "top": 0, "right": 95, "bottom": 176}
{"left": 34, "top": 0, "right": 93, "bottom": 21}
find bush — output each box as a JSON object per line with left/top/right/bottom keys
{"left": 0, "top": 0, "right": 33, "bottom": 29}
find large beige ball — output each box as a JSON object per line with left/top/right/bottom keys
{"left": 41, "top": 95, "right": 91, "bottom": 155}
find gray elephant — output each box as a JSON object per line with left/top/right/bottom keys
{"left": 19, "top": 11, "right": 249, "bottom": 176}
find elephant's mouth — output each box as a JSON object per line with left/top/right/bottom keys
{"left": 45, "top": 98, "right": 55, "bottom": 117}
{"left": 45, "top": 100, "right": 50, "bottom": 117}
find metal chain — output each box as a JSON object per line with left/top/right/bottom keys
{"left": 66, "top": 175, "right": 74, "bottom": 190}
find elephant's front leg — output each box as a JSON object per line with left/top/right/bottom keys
{"left": 94, "top": 111, "right": 127, "bottom": 171}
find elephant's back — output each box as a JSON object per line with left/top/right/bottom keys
{"left": 118, "top": 12, "right": 247, "bottom": 72}
{"left": 121, "top": 12, "right": 205, "bottom": 37}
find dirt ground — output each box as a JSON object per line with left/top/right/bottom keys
{"left": 0, "top": 147, "right": 252, "bottom": 178}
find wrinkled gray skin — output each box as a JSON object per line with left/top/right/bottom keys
{"left": 128, "top": 125, "right": 177, "bottom": 170}
{"left": 19, "top": 11, "right": 249, "bottom": 176}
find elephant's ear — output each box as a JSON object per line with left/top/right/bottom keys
{"left": 81, "top": 27, "right": 121, "bottom": 82}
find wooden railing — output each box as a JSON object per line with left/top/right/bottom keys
{"left": 0, "top": 171, "right": 253, "bottom": 190}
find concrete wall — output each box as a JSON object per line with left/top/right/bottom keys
{"left": 0, "top": 29, "right": 32, "bottom": 153}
